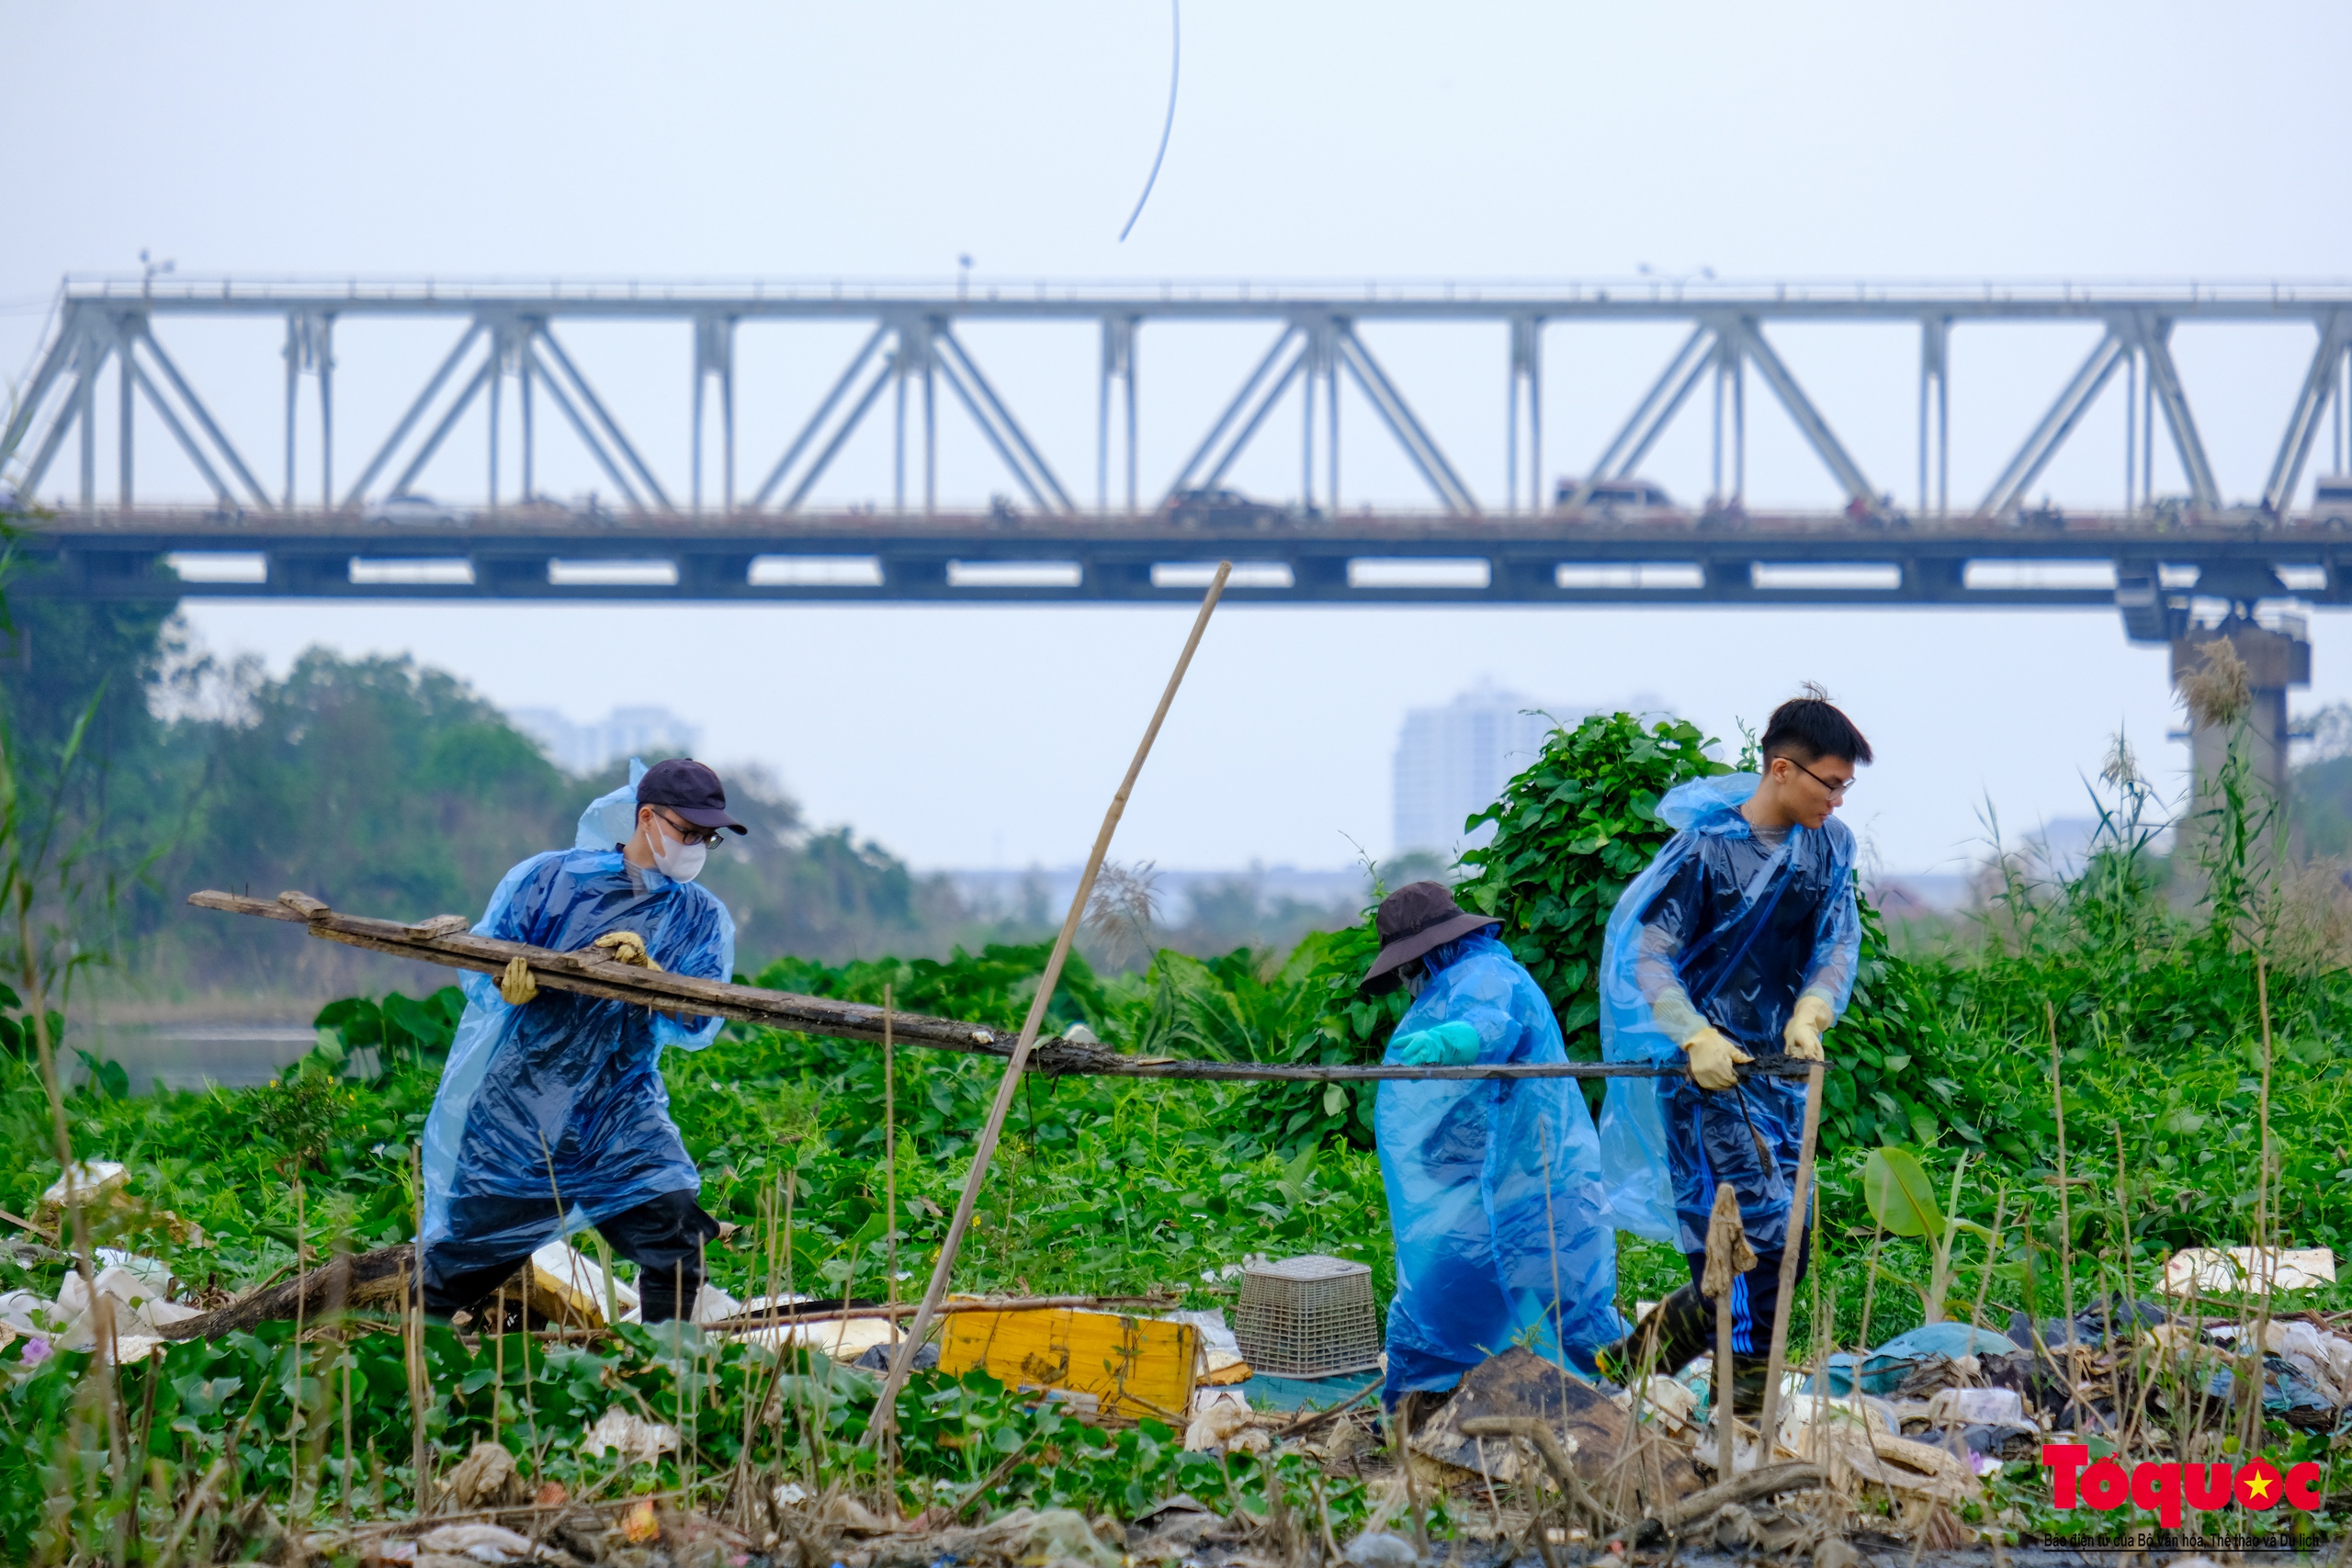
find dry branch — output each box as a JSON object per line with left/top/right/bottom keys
{"left": 161, "top": 1245, "right": 414, "bottom": 1340}
{"left": 1654, "top": 1462, "right": 1826, "bottom": 1533}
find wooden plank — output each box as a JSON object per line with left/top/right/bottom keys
{"left": 937, "top": 1307, "right": 1198, "bottom": 1424}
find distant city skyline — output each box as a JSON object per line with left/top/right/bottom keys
{"left": 1392, "top": 682, "right": 1668, "bottom": 857}
{"left": 507, "top": 705, "right": 702, "bottom": 777}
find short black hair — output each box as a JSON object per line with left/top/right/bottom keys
{"left": 1759, "top": 683, "right": 1872, "bottom": 766}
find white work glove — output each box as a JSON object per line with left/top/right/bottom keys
{"left": 1783, "top": 994, "right": 1835, "bottom": 1062}
{"left": 591, "top": 931, "right": 663, "bottom": 971}
{"left": 498, "top": 955, "right": 538, "bottom": 1007}
{"left": 1680, "top": 1026, "right": 1752, "bottom": 1091}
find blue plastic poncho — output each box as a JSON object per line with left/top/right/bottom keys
{"left": 1594, "top": 774, "right": 1859, "bottom": 1255}
{"left": 1374, "top": 930, "right": 1625, "bottom": 1404}
{"left": 421, "top": 763, "right": 737, "bottom": 1277}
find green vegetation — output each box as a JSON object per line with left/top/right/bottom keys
{"left": 6, "top": 604, "right": 2352, "bottom": 1552}
{"left": 10, "top": 705, "right": 2352, "bottom": 1551}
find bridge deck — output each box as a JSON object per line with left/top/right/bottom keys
{"left": 10, "top": 509, "right": 2343, "bottom": 633}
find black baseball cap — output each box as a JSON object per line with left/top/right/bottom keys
{"left": 637, "top": 758, "right": 747, "bottom": 835}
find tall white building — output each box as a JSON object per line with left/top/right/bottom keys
{"left": 508, "top": 705, "right": 703, "bottom": 777}
{"left": 1392, "top": 683, "right": 1668, "bottom": 855}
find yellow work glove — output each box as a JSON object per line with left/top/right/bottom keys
{"left": 498, "top": 955, "right": 538, "bottom": 1007}
{"left": 592, "top": 931, "right": 663, "bottom": 971}
{"left": 1680, "top": 1026, "right": 1752, "bottom": 1091}
{"left": 1783, "top": 994, "right": 1835, "bottom": 1062}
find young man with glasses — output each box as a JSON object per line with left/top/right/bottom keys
{"left": 418, "top": 758, "right": 748, "bottom": 1326}
{"left": 1589, "top": 689, "right": 1870, "bottom": 1408}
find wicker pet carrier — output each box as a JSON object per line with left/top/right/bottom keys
{"left": 1231, "top": 1254, "right": 1383, "bottom": 1377}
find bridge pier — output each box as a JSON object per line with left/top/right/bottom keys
{"left": 2171, "top": 615, "right": 2312, "bottom": 879}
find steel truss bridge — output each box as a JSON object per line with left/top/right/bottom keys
{"left": 6, "top": 276, "right": 2352, "bottom": 642}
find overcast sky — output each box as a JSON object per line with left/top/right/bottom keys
{"left": 7, "top": 1, "right": 2351, "bottom": 875}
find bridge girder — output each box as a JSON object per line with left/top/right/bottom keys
{"left": 10, "top": 278, "right": 2352, "bottom": 538}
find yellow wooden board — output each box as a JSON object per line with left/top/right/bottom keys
{"left": 937, "top": 1308, "right": 1197, "bottom": 1422}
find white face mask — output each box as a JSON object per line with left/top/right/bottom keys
{"left": 649, "top": 818, "right": 708, "bottom": 882}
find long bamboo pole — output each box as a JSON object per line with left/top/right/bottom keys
{"left": 866, "top": 562, "right": 1232, "bottom": 1440}
{"left": 185, "top": 892, "right": 1810, "bottom": 1085}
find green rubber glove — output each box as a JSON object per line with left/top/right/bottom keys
{"left": 1393, "top": 1020, "right": 1483, "bottom": 1066}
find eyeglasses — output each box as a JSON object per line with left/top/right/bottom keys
{"left": 1785, "top": 757, "right": 1854, "bottom": 800}
{"left": 653, "top": 809, "right": 727, "bottom": 847}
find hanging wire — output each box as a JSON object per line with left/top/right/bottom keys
{"left": 1116, "top": 0, "right": 1182, "bottom": 242}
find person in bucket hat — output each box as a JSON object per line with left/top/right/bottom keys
{"left": 1362, "top": 882, "right": 1624, "bottom": 1417}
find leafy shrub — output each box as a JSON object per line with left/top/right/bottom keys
{"left": 0, "top": 980, "right": 64, "bottom": 1064}
{"left": 1453, "top": 711, "right": 1729, "bottom": 1055}
{"left": 1247, "top": 919, "right": 1404, "bottom": 1152}
{"left": 315, "top": 986, "right": 466, "bottom": 1073}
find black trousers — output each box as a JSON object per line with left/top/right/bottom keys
{"left": 423, "top": 1189, "right": 722, "bottom": 1324}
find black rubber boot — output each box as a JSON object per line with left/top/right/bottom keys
{"left": 1727, "top": 1351, "right": 1778, "bottom": 1419}
{"left": 1595, "top": 1284, "right": 1713, "bottom": 1384}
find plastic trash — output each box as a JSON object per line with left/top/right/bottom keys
{"left": 1374, "top": 930, "right": 1623, "bottom": 1403}
{"left": 94, "top": 1249, "right": 173, "bottom": 1293}
{"left": 0, "top": 1291, "right": 55, "bottom": 1336}
{"left": 2162, "top": 1246, "right": 2336, "bottom": 1295}
{"left": 1003, "top": 1509, "right": 1122, "bottom": 1568}
{"left": 1183, "top": 1392, "right": 1261, "bottom": 1454}
{"left": 527, "top": 1239, "right": 638, "bottom": 1325}
{"left": 1167, "top": 1305, "right": 1250, "bottom": 1382}
{"left": 417, "top": 1524, "right": 534, "bottom": 1563}
{"left": 1593, "top": 773, "right": 1860, "bottom": 1250}
{"left": 1860, "top": 1322, "right": 2019, "bottom": 1393}
{"left": 2006, "top": 1295, "right": 2165, "bottom": 1352}
{"left": 2199, "top": 1356, "right": 2338, "bottom": 1422}
{"left": 2265, "top": 1320, "right": 2352, "bottom": 1405}
{"left": 1928, "top": 1386, "right": 2025, "bottom": 1427}
{"left": 421, "top": 761, "right": 735, "bottom": 1284}
{"left": 40, "top": 1161, "right": 127, "bottom": 1211}
{"left": 579, "top": 1408, "right": 679, "bottom": 1463}
{"left": 1345, "top": 1533, "right": 1420, "bottom": 1568}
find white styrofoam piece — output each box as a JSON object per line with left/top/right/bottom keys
{"left": 2162, "top": 1247, "right": 2337, "bottom": 1295}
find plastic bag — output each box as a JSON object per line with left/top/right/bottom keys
{"left": 575, "top": 759, "right": 649, "bottom": 851}
{"left": 1594, "top": 773, "right": 1858, "bottom": 1249}
{"left": 1374, "top": 931, "right": 1624, "bottom": 1404}
{"left": 421, "top": 771, "right": 735, "bottom": 1282}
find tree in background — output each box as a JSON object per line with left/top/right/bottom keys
{"left": 176, "top": 650, "right": 574, "bottom": 919}
{"left": 0, "top": 595, "right": 194, "bottom": 878}
{"left": 0, "top": 604, "right": 985, "bottom": 994}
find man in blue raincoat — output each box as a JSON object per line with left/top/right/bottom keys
{"left": 419, "top": 758, "right": 744, "bottom": 1324}
{"left": 1363, "top": 881, "right": 1624, "bottom": 1416}
{"left": 1590, "top": 691, "right": 1867, "bottom": 1410}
